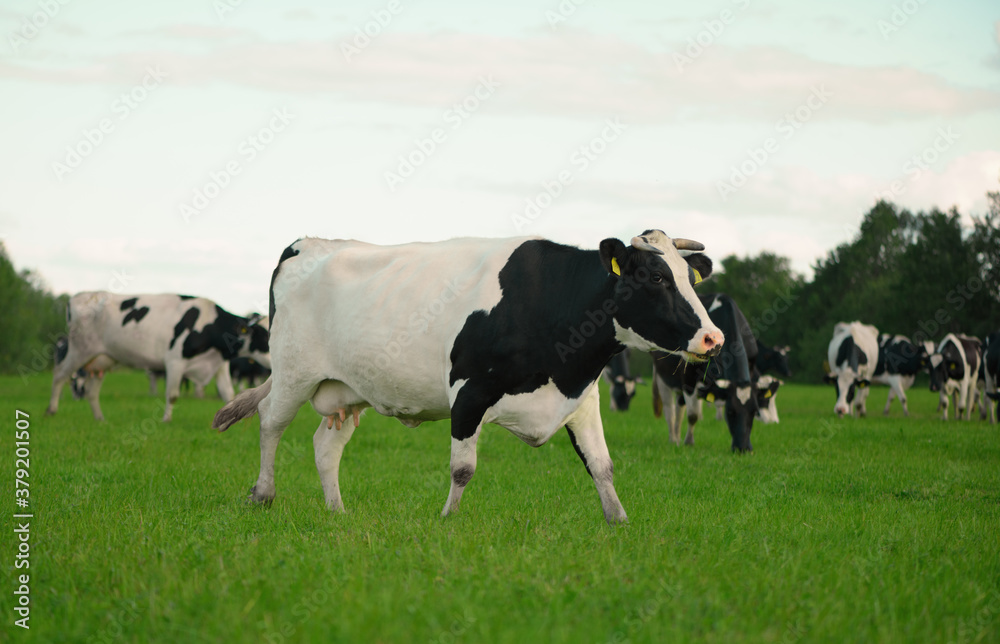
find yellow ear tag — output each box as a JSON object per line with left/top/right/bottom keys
{"left": 692, "top": 269, "right": 702, "bottom": 284}
{"left": 611, "top": 257, "right": 621, "bottom": 276}
{"left": 764, "top": 390, "right": 772, "bottom": 398}
{"left": 706, "top": 392, "right": 715, "bottom": 402}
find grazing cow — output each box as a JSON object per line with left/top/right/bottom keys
{"left": 47, "top": 293, "right": 270, "bottom": 422}
{"left": 231, "top": 356, "right": 272, "bottom": 391}
{"left": 825, "top": 322, "right": 879, "bottom": 417}
{"left": 602, "top": 348, "right": 637, "bottom": 411}
{"left": 755, "top": 341, "right": 792, "bottom": 378}
{"left": 929, "top": 333, "right": 982, "bottom": 421}
{"left": 650, "top": 293, "right": 759, "bottom": 452}
{"left": 871, "top": 334, "right": 932, "bottom": 416}
{"left": 980, "top": 332, "right": 1000, "bottom": 423}
{"left": 213, "top": 230, "right": 723, "bottom": 525}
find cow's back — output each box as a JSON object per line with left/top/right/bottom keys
{"left": 268, "top": 236, "right": 536, "bottom": 414}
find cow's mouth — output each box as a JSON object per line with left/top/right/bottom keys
{"left": 685, "top": 346, "right": 722, "bottom": 363}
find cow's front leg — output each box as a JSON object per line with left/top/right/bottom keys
{"left": 940, "top": 391, "right": 950, "bottom": 421}
{"left": 566, "top": 386, "right": 627, "bottom": 525}
{"left": 313, "top": 413, "right": 358, "bottom": 512}
{"left": 442, "top": 422, "right": 482, "bottom": 518}
{"left": 683, "top": 393, "right": 701, "bottom": 446}
{"left": 883, "top": 386, "right": 896, "bottom": 415}
{"left": 162, "top": 364, "right": 186, "bottom": 422}
{"left": 215, "top": 362, "right": 235, "bottom": 403}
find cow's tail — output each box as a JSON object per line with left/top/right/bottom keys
{"left": 651, "top": 375, "right": 663, "bottom": 418}
{"left": 213, "top": 377, "right": 272, "bottom": 432}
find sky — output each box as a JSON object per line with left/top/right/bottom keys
{"left": 1, "top": 0, "right": 998, "bottom": 315}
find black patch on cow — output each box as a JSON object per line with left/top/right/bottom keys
{"left": 835, "top": 336, "right": 867, "bottom": 370}
{"left": 269, "top": 242, "right": 301, "bottom": 325}
{"left": 451, "top": 465, "right": 475, "bottom": 488}
{"left": 448, "top": 241, "right": 623, "bottom": 440}
{"left": 755, "top": 340, "right": 791, "bottom": 377}
{"left": 170, "top": 307, "right": 200, "bottom": 350}
{"left": 984, "top": 332, "right": 1000, "bottom": 385}
{"left": 877, "top": 336, "right": 927, "bottom": 377}
{"left": 180, "top": 305, "right": 250, "bottom": 360}
{"left": 249, "top": 323, "right": 269, "bottom": 354}
{"left": 179, "top": 295, "right": 195, "bottom": 300}
{"left": 120, "top": 297, "right": 138, "bottom": 311}
{"left": 565, "top": 426, "right": 593, "bottom": 477}
{"left": 122, "top": 306, "right": 150, "bottom": 326}
{"left": 54, "top": 336, "right": 69, "bottom": 365}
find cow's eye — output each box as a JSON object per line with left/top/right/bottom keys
{"left": 650, "top": 272, "right": 663, "bottom": 284}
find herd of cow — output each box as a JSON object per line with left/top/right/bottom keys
{"left": 825, "top": 321, "right": 1000, "bottom": 423}
{"left": 42, "top": 230, "right": 998, "bottom": 524}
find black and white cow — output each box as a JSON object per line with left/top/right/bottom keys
{"left": 825, "top": 322, "right": 879, "bottom": 417}
{"left": 650, "top": 293, "right": 760, "bottom": 452}
{"left": 231, "top": 356, "right": 272, "bottom": 391}
{"left": 602, "top": 348, "right": 637, "bottom": 411}
{"left": 213, "top": 230, "right": 724, "bottom": 525}
{"left": 980, "top": 331, "right": 1000, "bottom": 424}
{"left": 929, "top": 333, "right": 982, "bottom": 421}
{"left": 47, "top": 293, "right": 270, "bottom": 422}
{"left": 755, "top": 340, "right": 792, "bottom": 378}
{"left": 871, "top": 333, "right": 933, "bottom": 416}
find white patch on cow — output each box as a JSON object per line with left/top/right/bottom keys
{"left": 625, "top": 380, "right": 636, "bottom": 396}
{"left": 736, "top": 386, "right": 751, "bottom": 404}
{"left": 929, "top": 354, "right": 943, "bottom": 368}
{"left": 484, "top": 378, "right": 587, "bottom": 447}
{"left": 708, "top": 296, "right": 723, "bottom": 313}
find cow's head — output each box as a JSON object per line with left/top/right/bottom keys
{"left": 756, "top": 375, "right": 782, "bottom": 424}
{"left": 219, "top": 310, "right": 271, "bottom": 367}
{"left": 608, "top": 374, "right": 638, "bottom": 411}
{"left": 825, "top": 370, "right": 869, "bottom": 416}
{"left": 599, "top": 230, "right": 723, "bottom": 362}
{"left": 928, "top": 351, "right": 963, "bottom": 393}
{"left": 699, "top": 378, "right": 757, "bottom": 452}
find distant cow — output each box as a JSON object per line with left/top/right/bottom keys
{"left": 602, "top": 348, "right": 637, "bottom": 411}
{"left": 231, "top": 356, "right": 271, "bottom": 391}
{"left": 871, "top": 334, "right": 932, "bottom": 416}
{"left": 980, "top": 332, "right": 1000, "bottom": 423}
{"left": 47, "top": 293, "right": 270, "bottom": 422}
{"left": 213, "top": 230, "right": 723, "bottom": 525}
{"left": 825, "top": 322, "right": 879, "bottom": 417}
{"left": 930, "top": 333, "right": 982, "bottom": 421}
{"left": 755, "top": 341, "right": 791, "bottom": 378}
{"left": 651, "top": 293, "right": 762, "bottom": 452}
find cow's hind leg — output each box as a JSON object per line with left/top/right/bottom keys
{"left": 82, "top": 374, "right": 106, "bottom": 421}
{"left": 250, "top": 383, "right": 308, "bottom": 505}
{"left": 313, "top": 413, "right": 358, "bottom": 512}
{"left": 566, "top": 386, "right": 627, "bottom": 525}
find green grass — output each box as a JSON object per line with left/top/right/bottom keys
{"left": 2, "top": 371, "right": 999, "bottom": 643}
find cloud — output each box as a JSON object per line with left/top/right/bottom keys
{"left": 2, "top": 32, "right": 997, "bottom": 124}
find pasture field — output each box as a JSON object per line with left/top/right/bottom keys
{"left": 2, "top": 371, "right": 999, "bottom": 643}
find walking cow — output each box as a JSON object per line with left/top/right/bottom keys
{"left": 871, "top": 334, "right": 932, "bottom": 416}
{"left": 825, "top": 322, "right": 879, "bottom": 417}
{"left": 213, "top": 230, "right": 724, "bottom": 525}
{"left": 47, "top": 293, "right": 270, "bottom": 422}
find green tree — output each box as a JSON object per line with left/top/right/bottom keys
{"left": 0, "top": 242, "right": 68, "bottom": 376}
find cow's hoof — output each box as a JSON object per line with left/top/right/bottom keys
{"left": 45, "top": 408, "right": 56, "bottom": 417}
{"left": 248, "top": 485, "right": 275, "bottom": 506}
{"left": 604, "top": 511, "right": 629, "bottom": 526}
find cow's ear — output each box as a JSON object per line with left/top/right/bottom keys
{"left": 599, "top": 239, "right": 628, "bottom": 277}
{"left": 684, "top": 253, "right": 713, "bottom": 285}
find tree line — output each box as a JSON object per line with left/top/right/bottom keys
{"left": 706, "top": 192, "right": 1000, "bottom": 381}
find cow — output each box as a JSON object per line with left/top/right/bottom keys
{"left": 47, "top": 293, "right": 270, "bottom": 422}
{"left": 755, "top": 341, "right": 791, "bottom": 378}
{"left": 871, "top": 334, "right": 933, "bottom": 416}
{"left": 929, "top": 333, "right": 982, "bottom": 421}
{"left": 231, "top": 356, "right": 271, "bottom": 391}
{"left": 825, "top": 322, "right": 879, "bottom": 417}
{"left": 212, "top": 230, "right": 724, "bottom": 525}
{"left": 980, "top": 331, "right": 1000, "bottom": 423}
{"left": 713, "top": 339, "right": 789, "bottom": 422}
{"left": 602, "top": 348, "right": 637, "bottom": 411}
{"left": 650, "top": 293, "right": 760, "bottom": 452}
